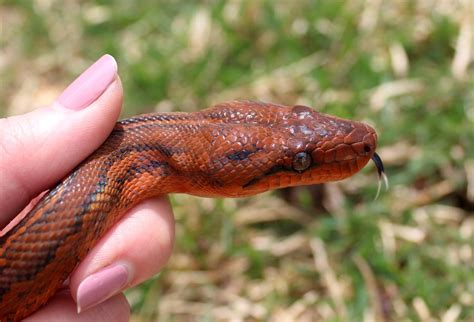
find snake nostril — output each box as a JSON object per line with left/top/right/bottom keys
{"left": 364, "top": 144, "right": 372, "bottom": 153}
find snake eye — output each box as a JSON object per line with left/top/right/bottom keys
{"left": 292, "top": 152, "right": 312, "bottom": 172}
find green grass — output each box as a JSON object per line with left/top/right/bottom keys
{"left": 1, "top": 1, "right": 473, "bottom": 321}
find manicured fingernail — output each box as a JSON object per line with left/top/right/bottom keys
{"left": 57, "top": 54, "right": 117, "bottom": 110}
{"left": 76, "top": 263, "right": 129, "bottom": 313}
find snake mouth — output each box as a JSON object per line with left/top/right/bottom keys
{"left": 371, "top": 152, "right": 389, "bottom": 198}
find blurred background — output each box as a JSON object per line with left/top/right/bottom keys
{"left": 1, "top": 1, "right": 473, "bottom": 321}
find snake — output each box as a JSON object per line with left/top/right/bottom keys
{"left": 0, "top": 100, "right": 385, "bottom": 321}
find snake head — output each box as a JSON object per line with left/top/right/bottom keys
{"left": 199, "top": 102, "right": 379, "bottom": 197}
{"left": 287, "top": 104, "right": 378, "bottom": 182}
{"left": 239, "top": 104, "right": 378, "bottom": 194}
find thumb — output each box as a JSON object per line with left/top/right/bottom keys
{"left": 0, "top": 54, "right": 123, "bottom": 227}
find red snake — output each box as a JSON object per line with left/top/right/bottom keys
{"left": 0, "top": 101, "right": 384, "bottom": 321}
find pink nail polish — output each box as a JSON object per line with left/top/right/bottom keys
{"left": 76, "top": 263, "right": 129, "bottom": 313}
{"left": 57, "top": 54, "right": 117, "bottom": 110}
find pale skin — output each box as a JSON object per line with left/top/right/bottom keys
{"left": 0, "top": 69, "right": 175, "bottom": 321}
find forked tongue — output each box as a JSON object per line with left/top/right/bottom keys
{"left": 372, "top": 152, "right": 389, "bottom": 199}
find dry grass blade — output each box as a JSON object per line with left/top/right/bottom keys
{"left": 353, "top": 255, "right": 388, "bottom": 322}
{"left": 310, "top": 238, "right": 348, "bottom": 321}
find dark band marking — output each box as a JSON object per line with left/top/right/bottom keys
{"left": 118, "top": 113, "right": 191, "bottom": 125}
{"left": 154, "top": 144, "right": 174, "bottom": 158}
{"left": 226, "top": 147, "right": 263, "bottom": 161}
{"left": 120, "top": 160, "right": 171, "bottom": 183}
{"left": 242, "top": 164, "right": 291, "bottom": 188}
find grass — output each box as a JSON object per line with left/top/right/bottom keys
{"left": 1, "top": 0, "right": 473, "bottom": 321}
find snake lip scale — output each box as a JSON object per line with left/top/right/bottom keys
{"left": 0, "top": 100, "right": 385, "bottom": 321}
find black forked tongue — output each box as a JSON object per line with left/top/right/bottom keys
{"left": 372, "top": 152, "right": 389, "bottom": 199}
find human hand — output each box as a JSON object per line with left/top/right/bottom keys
{"left": 0, "top": 55, "right": 175, "bottom": 321}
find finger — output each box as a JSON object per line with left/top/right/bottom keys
{"left": 0, "top": 55, "right": 122, "bottom": 226}
{"left": 25, "top": 289, "right": 130, "bottom": 322}
{"left": 69, "top": 196, "right": 175, "bottom": 313}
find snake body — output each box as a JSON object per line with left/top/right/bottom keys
{"left": 0, "top": 101, "right": 380, "bottom": 321}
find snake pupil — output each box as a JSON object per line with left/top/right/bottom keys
{"left": 292, "top": 152, "right": 312, "bottom": 172}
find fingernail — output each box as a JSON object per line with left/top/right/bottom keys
{"left": 57, "top": 54, "right": 117, "bottom": 110}
{"left": 76, "top": 263, "right": 129, "bottom": 313}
